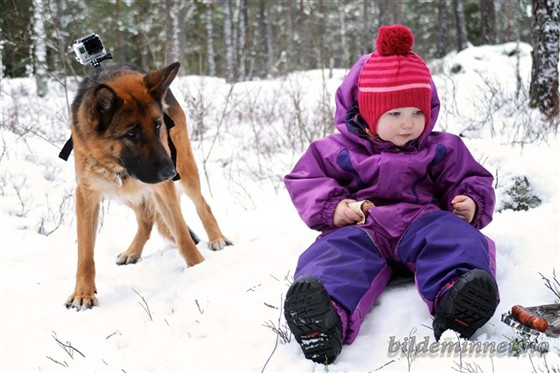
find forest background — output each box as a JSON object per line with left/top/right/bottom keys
{"left": 2, "top": 0, "right": 559, "bottom": 127}
{"left": 0, "top": 0, "right": 541, "bottom": 82}
{"left": 1, "top": 2, "right": 560, "bottom": 371}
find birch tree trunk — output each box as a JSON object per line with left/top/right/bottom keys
{"left": 437, "top": 0, "right": 448, "bottom": 57}
{"left": 378, "top": 0, "right": 390, "bottom": 27}
{"left": 316, "top": 0, "right": 326, "bottom": 68}
{"left": 256, "top": 0, "right": 267, "bottom": 78}
{"left": 362, "top": 1, "right": 370, "bottom": 55}
{"left": 265, "top": 1, "right": 274, "bottom": 76}
{"left": 206, "top": 1, "right": 216, "bottom": 76}
{"left": 115, "top": 0, "right": 122, "bottom": 60}
{"left": 237, "top": 0, "right": 247, "bottom": 81}
{"left": 48, "top": 0, "right": 66, "bottom": 78}
{"left": 480, "top": 0, "right": 497, "bottom": 45}
{"left": 284, "top": 1, "right": 294, "bottom": 74}
{"left": 165, "top": 1, "right": 191, "bottom": 73}
{"left": 529, "top": 0, "right": 560, "bottom": 120}
{"left": 0, "top": 34, "right": 3, "bottom": 79}
{"left": 298, "top": 0, "right": 307, "bottom": 69}
{"left": 223, "top": 0, "right": 235, "bottom": 82}
{"left": 454, "top": 0, "right": 469, "bottom": 51}
{"left": 136, "top": 2, "right": 151, "bottom": 69}
{"left": 394, "top": 0, "right": 403, "bottom": 25}
{"left": 165, "top": 0, "right": 181, "bottom": 66}
{"left": 338, "top": 1, "right": 349, "bottom": 68}
{"left": 32, "top": 0, "right": 48, "bottom": 97}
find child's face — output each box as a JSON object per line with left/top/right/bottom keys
{"left": 376, "top": 107, "right": 426, "bottom": 147}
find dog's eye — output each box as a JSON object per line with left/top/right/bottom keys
{"left": 125, "top": 127, "right": 140, "bottom": 139}
{"left": 155, "top": 121, "right": 162, "bottom": 136}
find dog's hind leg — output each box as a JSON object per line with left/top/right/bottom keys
{"left": 166, "top": 92, "right": 232, "bottom": 251}
{"left": 152, "top": 210, "right": 202, "bottom": 247}
{"left": 116, "top": 201, "right": 154, "bottom": 265}
{"left": 180, "top": 172, "right": 233, "bottom": 251}
{"left": 170, "top": 131, "right": 232, "bottom": 251}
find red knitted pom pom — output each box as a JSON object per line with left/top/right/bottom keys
{"left": 376, "top": 25, "right": 414, "bottom": 56}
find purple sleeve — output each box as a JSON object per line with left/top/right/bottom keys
{"left": 284, "top": 140, "right": 350, "bottom": 231}
{"left": 433, "top": 135, "right": 496, "bottom": 229}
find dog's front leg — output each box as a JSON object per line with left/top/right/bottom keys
{"left": 66, "top": 184, "right": 101, "bottom": 310}
{"left": 153, "top": 182, "right": 205, "bottom": 267}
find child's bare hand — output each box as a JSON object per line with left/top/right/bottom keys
{"left": 334, "top": 199, "right": 363, "bottom": 227}
{"left": 451, "top": 195, "right": 476, "bottom": 224}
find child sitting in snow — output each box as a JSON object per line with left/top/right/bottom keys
{"left": 283, "top": 24, "right": 499, "bottom": 364}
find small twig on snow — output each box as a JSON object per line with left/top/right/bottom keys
{"left": 261, "top": 294, "right": 289, "bottom": 372}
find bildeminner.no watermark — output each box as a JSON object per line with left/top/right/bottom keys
{"left": 388, "top": 336, "right": 549, "bottom": 357}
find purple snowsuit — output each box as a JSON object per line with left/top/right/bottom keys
{"left": 284, "top": 54, "right": 498, "bottom": 344}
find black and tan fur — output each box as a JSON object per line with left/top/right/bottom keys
{"left": 66, "top": 62, "right": 231, "bottom": 310}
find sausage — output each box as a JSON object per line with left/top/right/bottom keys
{"left": 511, "top": 305, "right": 549, "bottom": 332}
{"left": 360, "top": 200, "right": 374, "bottom": 213}
{"left": 348, "top": 200, "right": 375, "bottom": 225}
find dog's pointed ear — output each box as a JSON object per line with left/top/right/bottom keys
{"left": 144, "top": 62, "right": 180, "bottom": 101}
{"left": 88, "top": 84, "right": 122, "bottom": 133}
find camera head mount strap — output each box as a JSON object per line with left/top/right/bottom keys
{"left": 59, "top": 112, "right": 180, "bottom": 181}
{"left": 90, "top": 52, "right": 113, "bottom": 68}
{"left": 60, "top": 32, "right": 113, "bottom": 161}
{"left": 58, "top": 137, "right": 73, "bottom": 161}
{"left": 59, "top": 33, "right": 180, "bottom": 181}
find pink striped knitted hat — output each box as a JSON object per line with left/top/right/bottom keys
{"left": 358, "top": 25, "right": 432, "bottom": 135}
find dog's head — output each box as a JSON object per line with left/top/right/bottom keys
{"left": 73, "top": 62, "right": 181, "bottom": 184}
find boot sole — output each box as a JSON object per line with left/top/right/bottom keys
{"left": 433, "top": 269, "right": 498, "bottom": 340}
{"left": 284, "top": 276, "right": 342, "bottom": 364}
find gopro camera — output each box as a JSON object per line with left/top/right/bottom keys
{"left": 73, "top": 33, "right": 112, "bottom": 66}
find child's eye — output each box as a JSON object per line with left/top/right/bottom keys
{"left": 413, "top": 110, "right": 424, "bottom": 116}
{"left": 388, "top": 111, "right": 401, "bottom": 117}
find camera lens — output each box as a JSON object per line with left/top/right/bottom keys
{"left": 84, "top": 37, "right": 103, "bottom": 54}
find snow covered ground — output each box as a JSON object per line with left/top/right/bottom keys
{"left": 1, "top": 42, "right": 559, "bottom": 372}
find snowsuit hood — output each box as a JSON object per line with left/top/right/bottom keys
{"left": 334, "top": 54, "right": 441, "bottom": 154}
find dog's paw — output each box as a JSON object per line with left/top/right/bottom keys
{"left": 116, "top": 251, "right": 142, "bottom": 265}
{"left": 65, "top": 290, "right": 99, "bottom": 311}
{"left": 208, "top": 237, "right": 233, "bottom": 251}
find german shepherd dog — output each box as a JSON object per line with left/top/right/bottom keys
{"left": 65, "top": 62, "right": 231, "bottom": 310}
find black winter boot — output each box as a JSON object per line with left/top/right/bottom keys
{"left": 284, "top": 276, "right": 342, "bottom": 364}
{"left": 433, "top": 269, "right": 498, "bottom": 341}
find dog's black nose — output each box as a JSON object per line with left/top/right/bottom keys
{"left": 158, "top": 166, "right": 177, "bottom": 182}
